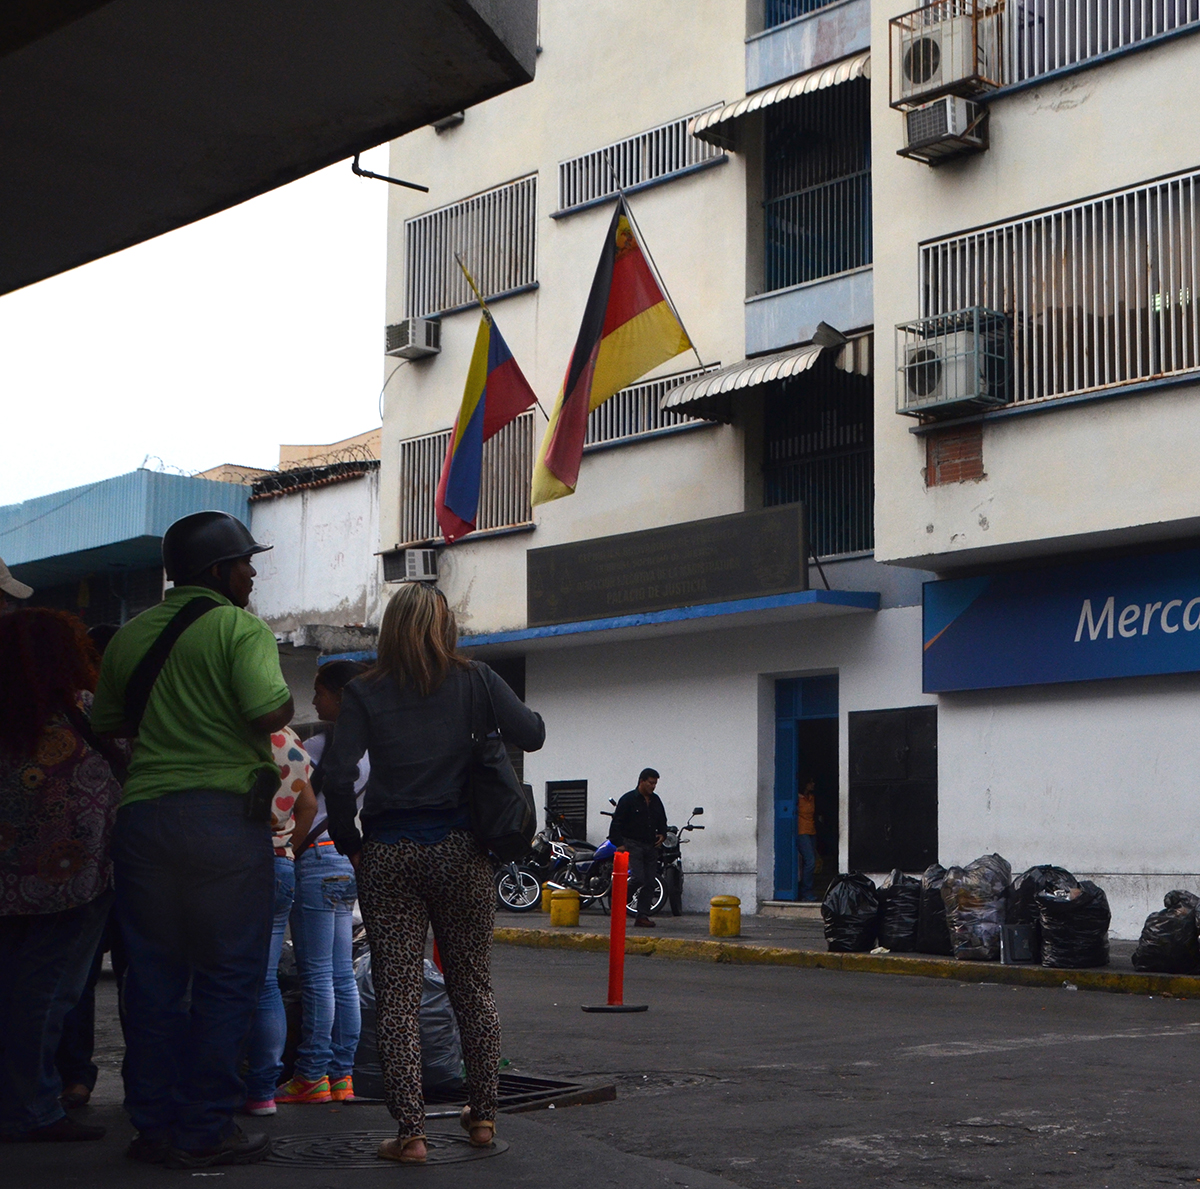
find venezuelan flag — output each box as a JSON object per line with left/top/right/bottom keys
{"left": 532, "top": 197, "right": 692, "bottom": 506}
{"left": 436, "top": 313, "right": 537, "bottom": 543}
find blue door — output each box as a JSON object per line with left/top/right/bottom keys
{"left": 773, "top": 675, "right": 838, "bottom": 900}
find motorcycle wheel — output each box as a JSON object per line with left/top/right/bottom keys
{"left": 495, "top": 865, "right": 542, "bottom": 913}
{"left": 626, "top": 876, "right": 665, "bottom": 916}
{"left": 664, "top": 866, "right": 683, "bottom": 916}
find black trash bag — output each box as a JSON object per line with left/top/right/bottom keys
{"left": 941, "top": 853, "right": 1012, "bottom": 961}
{"left": 822, "top": 872, "right": 879, "bottom": 952}
{"left": 1038, "top": 880, "right": 1111, "bottom": 968}
{"left": 1131, "top": 890, "right": 1200, "bottom": 973}
{"left": 1007, "top": 865, "right": 1079, "bottom": 963}
{"left": 916, "top": 864, "right": 954, "bottom": 955}
{"left": 877, "top": 870, "right": 921, "bottom": 952}
{"left": 355, "top": 952, "right": 465, "bottom": 1098}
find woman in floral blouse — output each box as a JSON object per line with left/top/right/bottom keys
{"left": 0, "top": 609, "right": 123, "bottom": 1142}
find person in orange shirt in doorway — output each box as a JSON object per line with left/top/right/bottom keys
{"left": 797, "top": 776, "right": 818, "bottom": 902}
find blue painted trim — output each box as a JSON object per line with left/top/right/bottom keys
{"left": 318, "top": 650, "right": 377, "bottom": 665}
{"left": 426, "top": 282, "right": 539, "bottom": 320}
{"left": 985, "top": 21, "right": 1200, "bottom": 103}
{"left": 582, "top": 420, "right": 716, "bottom": 457}
{"left": 459, "top": 588, "right": 880, "bottom": 648}
{"left": 549, "top": 157, "right": 729, "bottom": 220}
{"left": 906, "top": 369, "right": 1200, "bottom": 435}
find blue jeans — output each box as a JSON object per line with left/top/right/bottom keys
{"left": 243, "top": 855, "right": 295, "bottom": 1101}
{"left": 291, "top": 846, "right": 360, "bottom": 1082}
{"left": 0, "top": 892, "right": 111, "bottom": 1137}
{"left": 113, "top": 791, "right": 272, "bottom": 1151}
{"left": 798, "top": 834, "right": 817, "bottom": 898}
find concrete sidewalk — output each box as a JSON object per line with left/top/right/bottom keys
{"left": 492, "top": 908, "right": 1200, "bottom": 998}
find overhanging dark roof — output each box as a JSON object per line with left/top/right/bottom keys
{"left": 0, "top": 0, "right": 536, "bottom": 296}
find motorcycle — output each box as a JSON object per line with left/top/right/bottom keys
{"left": 494, "top": 811, "right": 597, "bottom": 913}
{"left": 659, "top": 806, "right": 704, "bottom": 916}
{"left": 598, "top": 800, "right": 704, "bottom": 916}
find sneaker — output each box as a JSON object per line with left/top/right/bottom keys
{"left": 275, "top": 1075, "right": 331, "bottom": 1104}
{"left": 165, "top": 1126, "right": 271, "bottom": 1169}
{"left": 125, "top": 1133, "right": 170, "bottom": 1164}
{"left": 329, "top": 1076, "right": 355, "bottom": 1103}
{"left": 242, "top": 1099, "right": 277, "bottom": 1116}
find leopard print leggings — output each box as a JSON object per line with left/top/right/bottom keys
{"left": 357, "top": 830, "right": 499, "bottom": 1138}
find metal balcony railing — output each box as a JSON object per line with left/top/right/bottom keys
{"left": 765, "top": 0, "right": 847, "bottom": 28}
{"left": 921, "top": 169, "right": 1200, "bottom": 406}
{"left": 396, "top": 411, "right": 535, "bottom": 545}
{"left": 764, "top": 171, "right": 873, "bottom": 290}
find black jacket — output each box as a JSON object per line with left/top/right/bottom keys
{"left": 322, "top": 661, "right": 544, "bottom": 852}
{"left": 608, "top": 788, "right": 668, "bottom": 846}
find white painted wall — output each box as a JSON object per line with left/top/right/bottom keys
{"left": 870, "top": 13, "right": 1200, "bottom": 568}
{"left": 938, "top": 672, "right": 1200, "bottom": 937}
{"left": 248, "top": 471, "right": 384, "bottom": 634}
{"left": 378, "top": 0, "right": 749, "bottom": 633}
{"left": 524, "top": 604, "right": 930, "bottom": 912}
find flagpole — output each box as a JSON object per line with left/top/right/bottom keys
{"left": 454, "top": 254, "right": 550, "bottom": 421}
{"left": 600, "top": 152, "right": 708, "bottom": 375}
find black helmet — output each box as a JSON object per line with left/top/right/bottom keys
{"left": 162, "top": 511, "right": 271, "bottom": 583}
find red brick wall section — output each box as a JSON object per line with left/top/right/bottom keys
{"left": 926, "top": 423, "right": 984, "bottom": 486}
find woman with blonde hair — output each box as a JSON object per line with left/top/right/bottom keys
{"left": 320, "top": 583, "right": 544, "bottom": 1164}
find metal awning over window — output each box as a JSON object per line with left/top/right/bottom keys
{"left": 662, "top": 335, "right": 872, "bottom": 422}
{"left": 690, "top": 51, "right": 871, "bottom": 149}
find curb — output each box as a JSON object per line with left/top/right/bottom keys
{"left": 493, "top": 926, "right": 1200, "bottom": 998}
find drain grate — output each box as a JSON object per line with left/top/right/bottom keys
{"left": 349, "top": 1072, "right": 616, "bottom": 1113}
{"left": 266, "top": 1131, "right": 509, "bottom": 1168}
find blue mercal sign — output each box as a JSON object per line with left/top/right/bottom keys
{"left": 923, "top": 548, "right": 1200, "bottom": 692}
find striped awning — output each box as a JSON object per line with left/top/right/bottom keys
{"left": 661, "top": 335, "right": 873, "bottom": 421}
{"left": 690, "top": 51, "right": 871, "bottom": 148}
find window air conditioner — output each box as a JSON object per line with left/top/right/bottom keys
{"left": 382, "top": 548, "right": 439, "bottom": 583}
{"left": 898, "top": 13, "right": 994, "bottom": 103}
{"left": 385, "top": 318, "right": 440, "bottom": 359}
{"left": 901, "top": 96, "right": 987, "bottom": 164}
{"left": 895, "top": 309, "right": 1010, "bottom": 417}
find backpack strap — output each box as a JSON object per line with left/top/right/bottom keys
{"left": 124, "top": 597, "right": 220, "bottom": 732}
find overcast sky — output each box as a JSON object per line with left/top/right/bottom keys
{"left": 0, "top": 145, "right": 392, "bottom": 508}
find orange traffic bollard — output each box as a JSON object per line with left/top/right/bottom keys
{"left": 582, "top": 849, "right": 648, "bottom": 1013}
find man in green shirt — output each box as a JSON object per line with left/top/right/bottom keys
{"left": 92, "top": 511, "right": 293, "bottom": 1169}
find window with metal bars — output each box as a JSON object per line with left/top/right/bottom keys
{"left": 557, "top": 110, "right": 725, "bottom": 214}
{"left": 583, "top": 367, "right": 716, "bottom": 449}
{"left": 405, "top": 176, "right": 537, "bottom": 319}
{"left": 763, "top": 79, "right": 872, "bottom": 292}
{"left": 920, "top": 168, "right": 1200, "bottom": 405}
{"left": 396, "top": 411, "right": 536, "bottom": 545}
{"left": 1004, "top": 0, "right": 1200, "bottom": 83}
{"left": 763, "top": 363, "right": 874, "bottom": 556}
{"left": 765, "top": 0, "right": 845, "bottom": 28}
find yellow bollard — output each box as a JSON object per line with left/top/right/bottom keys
{"left": 540, "top": 883, "right": 553, "bottom": 913}
{"left": 549, "top": 887, "right": 580, "bottom": 927}
{"left": 710, "top": 895, "right": 741, "bottom": 937}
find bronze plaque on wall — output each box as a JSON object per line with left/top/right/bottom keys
{"left": 527, "top": 505, "right": 807, "bottom": 627}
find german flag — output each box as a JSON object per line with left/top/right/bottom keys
{"left": 531, "top": 198, "right": 691, "bottom": 506}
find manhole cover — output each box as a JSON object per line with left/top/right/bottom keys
{"left": 266, "top": 1131, "right": 509, "bottom": 1167}
{"left": 610, "top": 1071, "right": 720, "bottom": 1094}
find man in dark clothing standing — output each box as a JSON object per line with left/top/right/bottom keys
{"left": 608, "top": 768, "right": 667, "bottom": 927}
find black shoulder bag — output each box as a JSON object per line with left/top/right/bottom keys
{"left": 123, "top": 596, "right": 220, "bottom": 732}
{"left": 466, "top": 664, "right": 536, "bottom": 861}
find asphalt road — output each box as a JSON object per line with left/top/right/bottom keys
{"left": 12, "top": 944, "right": 1200, "bottom": 1188}
{"left": 497, "top": 945, "right": 1200, "bottom": 1188}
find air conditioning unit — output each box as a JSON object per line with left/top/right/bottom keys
{"left": 385, "top": 318, "right": 440, "bottom": 359}
{"left": 897, "top": 10, "right": 998, "bottom": 104}
{"left": 896, "top": 309, "right": 1010, "bottom": 417}
{"left": 382, "top": 548, "right": 439, "bottom": 583}
{"left": 900, "top": 96, "right": 987, "bottom": 164}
